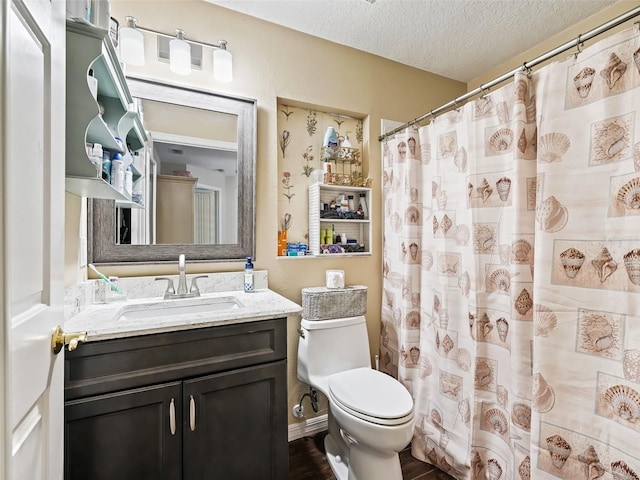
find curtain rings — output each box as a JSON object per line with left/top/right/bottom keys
{"left": 480, "top": 84, "right": 491, "bottom": 99}
{"left": 574, "top": 33, "right": 584, "bottom": 59}
{"left": 521, "top": 62, "right": 532, "bottom": 79}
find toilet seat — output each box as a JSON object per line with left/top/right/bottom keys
{"left": 329, "top": 368, "right": 414, "bottom": 426}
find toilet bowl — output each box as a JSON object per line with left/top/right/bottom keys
{"left": 297, "top": 315, "right": 415, "bottom": 480}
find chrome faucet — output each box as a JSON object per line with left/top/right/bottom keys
{"left": 177, "top": 254, "right": 188, "bottom": 295}
{"left": 155, "top": 254, "right": 208, "bottom": 299}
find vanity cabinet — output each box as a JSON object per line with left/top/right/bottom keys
{"left": 65, "top": 20, "right": 147, "bottom": 200}
{"left": 64, "top": 318, "right": 288, "bottom": 480}
{"left": 308, "top": 183, "right": 372, "bottom": 256}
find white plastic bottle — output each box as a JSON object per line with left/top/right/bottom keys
{"left": 87, "top": 68, "right": 98, "bottom": 100}
{"left": 90, "top": 143, "right": 103, "bottom": 170}
{"left": 244, "top": 256, "right": 254, "bottom": 293}
{"left": 110, "top": 153, "right": 125, "bottom": 193}
{"left": 323, "top": 127, "right": 338, "bottom": 147}
{"left": 124, "top": 166, "right": 133, "bottom": 197}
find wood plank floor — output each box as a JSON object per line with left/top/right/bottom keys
{"left": 289, "top": 432, "right": 455, "bottom": 480}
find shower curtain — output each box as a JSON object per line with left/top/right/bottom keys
{"left": 381, "top": 25, "right": 640, "bottom": 480}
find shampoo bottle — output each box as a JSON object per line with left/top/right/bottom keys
{"left": 244, "top": 257, "right": 255, "bottom": 293}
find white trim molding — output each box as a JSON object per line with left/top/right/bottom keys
{"left": 288, "top": 414, "right": 328, "bottom": 442}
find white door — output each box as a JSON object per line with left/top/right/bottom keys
{"left": 1, "top": 0, "right": 66, "bottom": 479}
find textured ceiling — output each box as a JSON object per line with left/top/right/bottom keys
{"left": 206, "top": 0, "right": 619, "bottom": 82}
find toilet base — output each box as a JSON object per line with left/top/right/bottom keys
{"left": 325, "top": 434, "right": 349, "bottom": 480}
{"left": 325, "top": 432, "right": 403, "bottom": 480}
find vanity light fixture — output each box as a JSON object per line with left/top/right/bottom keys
{"left": 119, "top": 16, "right": 233, "bottom": 82}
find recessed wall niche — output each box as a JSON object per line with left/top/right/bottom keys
{"left": 276, "top": 101, "right": 366, "bottom": 257}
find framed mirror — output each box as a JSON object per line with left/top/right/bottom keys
{"left": 89, "top": 77, "right": 256, "bottom": 264}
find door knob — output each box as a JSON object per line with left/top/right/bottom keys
{"left": 51, "top": 325, "right": 88, "bottom": 354}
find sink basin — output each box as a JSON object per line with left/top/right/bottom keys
{"left": 115, "top": 296, "right": 242, "bottom": 323}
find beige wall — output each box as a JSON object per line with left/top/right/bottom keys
{"left": 64, "top": 0, "right": 465, "bottom": 426}
{"left": 467, "top": 1, "right": 640, "bottom": 91}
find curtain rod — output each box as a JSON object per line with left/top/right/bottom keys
{"left": 378, "top": 5, "right": 640, "bottom": 142}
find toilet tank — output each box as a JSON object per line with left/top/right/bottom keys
{"left": 297, "top": 316, "right": 371, "bottom": 390}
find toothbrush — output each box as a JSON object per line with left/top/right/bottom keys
{"left": 88, "top": 263, "right": 123, "bottom": 295}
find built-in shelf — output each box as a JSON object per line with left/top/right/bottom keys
{"left": 66, "top": 176, "right": 131, "bottom": 201}
{"left": 309, "top": 183, "right": 371, "bottom": 256}
{"left": 65, "top": 20, "right": 147, "bottom": 200}
{"left": 115, "top": 199, "right": 144, "bottom": 209}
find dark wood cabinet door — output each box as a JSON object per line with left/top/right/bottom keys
{"left": 183, "top": 361, "right": 288, "bottom": 480}
{"left": 65, "top": 382, "right": 182, "bottom": 480}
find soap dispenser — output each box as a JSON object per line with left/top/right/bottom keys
{"left": 244, "top": 257, "right": 255, "bottom": 293}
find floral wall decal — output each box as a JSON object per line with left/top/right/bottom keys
{"left": 307, "top": 111, "right": 317, "bottom": 136}
{"left": 281, "top": 213, "right": 292, "bottom": 232}
{"left": 334, "top": 117, "right": 345, "bottom": 129}
{"left": 280, "top": 130, "right": 291, "bottom": 157}
{"left": 282, "top": 171, "right": 295, "bottom": 203}
{"left": 356, "top": 120, "right": 363, "bottom": 144}
{"left": 281, "top": 105, "right": 293, "bottom": 121}
{"left": 302, "top": 146, "right": 314, "bottom": 177}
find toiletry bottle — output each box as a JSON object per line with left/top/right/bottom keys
{"left": 358, "top": 192, "right": 368, "bottom": 219}
{"left": 323, "top": 127, "right": 338, "bottom": 147}
{"left": 87, "top": 68, "right": 98, "bottom": 100}
{"left": 124, "top": 166, "right": 133, "bottom": 197}
{"left": 244, "top": 257, "right": 255, "bottom": 292}
{"left": 90, "top": 143, "right": 103, "bottom": 169}
{"left": 111, "top": 152, "right": 125, "bottom": 193}
{"left": 347, "top": 195, "right": 355, "bottom": 212}
{"left": 277, "top": 230, "right": 287, "bottom": 256}
{"left": 101, "top": 150, "right": 111, "bottom": 183}
{"left": 322, "top": 161, "right": 332, "bottom": 184}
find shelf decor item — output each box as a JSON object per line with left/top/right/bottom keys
{"left": 320, "top": 145, "right": 367, "bottom": 186}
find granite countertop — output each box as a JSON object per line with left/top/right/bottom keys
{"left": 65, "top": 288, "right": 302, "bottom": 342}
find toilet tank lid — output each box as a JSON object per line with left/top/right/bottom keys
{"left": 329, "top": 368, "right": 413, "bottom": 419}
{"left": 301, "top": 315, "right": 365, "bottom": 330}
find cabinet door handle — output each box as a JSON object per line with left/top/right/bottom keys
{"left": 190, "top": 395, "right": 196, "bottom": 431}
{"left": 169, "top": 398, "right": 176, "bottom": 435}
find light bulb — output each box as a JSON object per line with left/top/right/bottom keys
{"left": 170, "top": 30, "right": 191, "bottom": 75}
{"left": 213, "top": 41, "right": 233, "bottom": 83}
{"left": 119, "top": 17, "right": 145, "bottom": 66}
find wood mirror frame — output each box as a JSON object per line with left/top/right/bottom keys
{"left": 89, "top": 77, "right": 256, "bottom": 264}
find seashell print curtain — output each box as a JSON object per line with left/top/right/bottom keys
{"left": 381, "top": 25, "right": 640, "bottom": 480}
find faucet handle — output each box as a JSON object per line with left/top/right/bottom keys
{"left": 155, "top": 277, "right": 175, "bottom": 295}
{"left": 189, "top": 275, "right": 208, "bottom": 295}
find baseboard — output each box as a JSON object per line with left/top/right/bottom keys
{"left": 288, "top": 414, "right": 328, "bottom": 442}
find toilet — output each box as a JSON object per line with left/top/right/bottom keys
{"left": 297, "top": 315, "right": 415, "bottom": 480}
